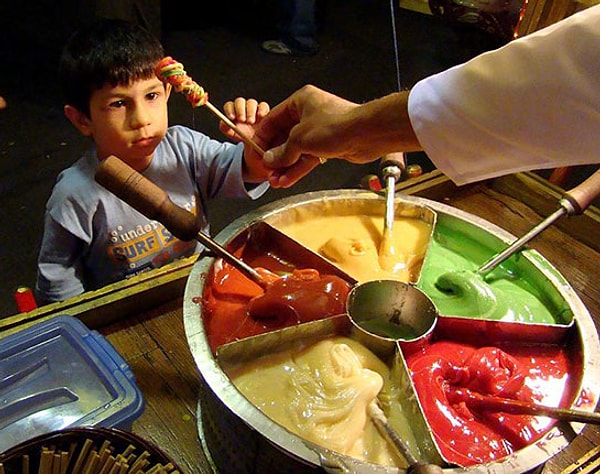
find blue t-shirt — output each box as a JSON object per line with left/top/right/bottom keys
{"left": 36, "top": 125, "right": 268, "bottom": 303}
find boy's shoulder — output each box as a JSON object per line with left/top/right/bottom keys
{"left": 49, "top": 153, "right": 100, "bottom": 206}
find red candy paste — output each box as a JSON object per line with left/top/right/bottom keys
{"left": 407, "top": 340, "right": 577, "bottom": 466}
{"left": 202, "top": 262, "right": 351, "bottom": 352}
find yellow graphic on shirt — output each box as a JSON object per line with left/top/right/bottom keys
{"left": 109, "top": 227, "right": 168, "bottom": 262}
{"left": 107, "top": 199, "right": 197, "bottom": 271}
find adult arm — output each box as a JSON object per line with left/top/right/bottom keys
{"left": 408, "top": 4, "right": 600, "bottom": 185}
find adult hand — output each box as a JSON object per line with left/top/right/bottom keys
{"left": 256, "top": 85, "right": 368, "bottom": 188}
{"left": 256, "top": 85, "right": 420, "bottom": 188}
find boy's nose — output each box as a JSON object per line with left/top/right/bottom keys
{"left": 131, "top": 104, "right": 151, "bottom": 128}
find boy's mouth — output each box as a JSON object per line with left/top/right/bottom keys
{"left": 133, "top": 136, "right": 157, "bottom": 147}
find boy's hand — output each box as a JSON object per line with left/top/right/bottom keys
{"left": 221, "top": 98, "right": 271, "bottom": 182}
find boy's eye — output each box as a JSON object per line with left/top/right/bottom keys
{"left": 147, "top": 92, "right": 160, "bottom": 101}
{"left": 109, "top": 99, "right": 126, "bottom": 108}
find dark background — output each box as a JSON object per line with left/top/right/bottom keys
{"left": 0, "top": 0, "right": 516, "bottom": 317}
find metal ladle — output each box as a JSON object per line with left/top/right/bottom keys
{"left": 346, "top": 280, "right": 443, "bottom": 473}
{"left": 347, "top": 279, "right": 438, "bottom": 349}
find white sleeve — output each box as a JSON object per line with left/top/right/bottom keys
{"left": 407, "top": 5, "right": 600, "bottom": 185}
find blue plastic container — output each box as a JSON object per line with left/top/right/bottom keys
{"left": 0, "top": 315, "right": 145, "bottom": 452}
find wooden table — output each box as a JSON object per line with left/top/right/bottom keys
{"left": 2, "top": 171, "right": 600, "bottom": 474}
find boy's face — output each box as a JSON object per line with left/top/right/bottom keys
{"left": 66, "top": 77, "right": 170, "bottom": 170}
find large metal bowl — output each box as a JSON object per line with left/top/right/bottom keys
{"left": 183, "top": 189, "right": 600, "bottom": 474}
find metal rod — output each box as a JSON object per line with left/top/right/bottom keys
{"left": 193, "top": 231, "right": 268, "bottom": 289}
{"left": 477, "top": 207, "right": 567, "bottom": 275}
{"left": 448, "top": 387, "right": 600, "bottom": 425}
{"left": 384, "top": 174, "right": 396, "bottom": 238}
{"left": 368, "top": 401, "right": 419, "bottom": 465}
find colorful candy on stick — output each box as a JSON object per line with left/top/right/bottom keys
{"left": 155, "top": 56, "right": 265, "bottom": 156}
{"left": 155, "top": 56, "right": 208, "bottom": 107}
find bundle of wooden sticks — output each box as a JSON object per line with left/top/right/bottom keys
{"left": 0, "top": 437, "right": 180, "bottom": 474}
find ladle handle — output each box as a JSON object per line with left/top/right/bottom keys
{"left": 95, "top": 156, "right": 269, "bottom": 288}
{"left": 561, "top": 168, "right": 600, "bottom": 215}
{"left": 368, "top": 403, "right": 443, "bottom": 474}
{"left": 380, "top": 152, "right": 405, "bottom": 182}
{"left": 95, "top": 155, "right": 200, "bottom": 241}
{"left": 368, "top": 401, "right": 418, "bottom": 465}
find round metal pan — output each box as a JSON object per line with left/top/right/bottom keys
{"left": 183, "top": 189, "right": 600, "bottom": 474}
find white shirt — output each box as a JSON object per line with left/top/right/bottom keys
{"left": 408, "top": 5, "right": 600, "bottom": 185}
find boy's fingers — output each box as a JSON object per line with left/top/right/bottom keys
{"left": 233, "top": 97, "right": 248, "bottom": 122}
{"left": 223, "top": 101, "right": 236, "bottom": 120}
{"left": 244, "top": 98, "right": 258, "bottom": 124}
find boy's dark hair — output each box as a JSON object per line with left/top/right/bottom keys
{"left": 59, "top": 19, "right": 164, "bottom": 117}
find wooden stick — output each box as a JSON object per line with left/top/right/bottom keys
{"left": 146, "top": 464, "right": 163, "bottom": 474}
{"left": 204, "top": 101, "right": 265, "bottom": 156}
{"left": 155, "top": 57, "right": 265, "bottom": 157}
{"left": 67, "top": 443, "right": 78, "bottom": 467}
{"left": 81, "top": 451, "right": 99, "bottom": 474}
{"left": 52, "top": 453, "right": 61, "bottom": 474}
{"left": 98, "top": 454, "right": 116, "bottom": 474}
{"left": 120, "top": 445, "right": 136, "bottom": 459}
{"left": 23, "top": 455, "right": 30, "bottom": 474}
{"left": 72, "top": 439, "right": 93, "bottom": 474}
{"left": 59, "top": 451, "right": 69, "bottom": 474}
{"left": 128, "top": 451, "right": 150, "bottom": 473}
{"left": 38, "top": 449, "right": 53, "bottom": 474}
{"left": 99, "top": 441, "right": 112, "bottom": 457}
{"left": 108, "top": 461, "right": 123, "bottom": 474}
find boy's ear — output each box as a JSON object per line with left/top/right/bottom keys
{"left": 64, "top": 105, "right": 93, "bottom": 136}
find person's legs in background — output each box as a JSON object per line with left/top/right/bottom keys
{"left": 262, "top": 0, "right": 319, "bottom": 56}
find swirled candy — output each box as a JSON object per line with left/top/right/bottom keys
{"left": 155, "top": 56, "right": 209, "bottom": 107}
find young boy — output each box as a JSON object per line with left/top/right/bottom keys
{"left": 35, "top": 19, "right": 271, "bottom": 304}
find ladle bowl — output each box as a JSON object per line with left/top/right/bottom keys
{"left": 347, "top": 280, "right": 438, "bottom": 357}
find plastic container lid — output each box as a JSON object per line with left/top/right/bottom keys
{"left": 0, "top": 315, "right": 145, "bottom": 452}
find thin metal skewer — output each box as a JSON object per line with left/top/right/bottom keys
{"left": 477, "top": 207, "right": 566, "bottom": 275}
{"left": 477, "top": 168, "right": 600, "bottom": 275}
